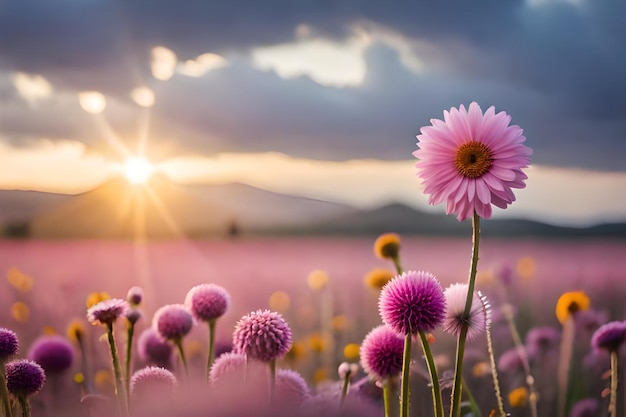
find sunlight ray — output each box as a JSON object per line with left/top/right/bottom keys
{"left": 144, "top": 187, "right": 186, "bottom": 239}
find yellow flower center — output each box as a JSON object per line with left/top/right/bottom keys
{"left": 454, "top": 141, "right": 494, "bottom": 178}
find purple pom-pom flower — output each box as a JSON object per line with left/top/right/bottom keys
{"left": 591, "top": 321, "right": 626, "bottom": 353}
{"left": 152, "top": 304, "right": 194, "bottom": 342}
{"left": 5, "top": 359, "right": 46, "bottom": 397}
{"left": 184, "top": 284, "right": 231, "bottom": 322}
{"left": 129, "top": 366, "right": 177, "bottom": 397}
{"left": 137, "top": 328, "right": 174, "bottom": 369}
{"left": 27, "top": 335, "right": 74, "bottom": 375}
{"left": 360, "top": 325, "right": 404, "bottom": 382}
{"left": 233, "top": 310, "right": 292, "bottom": 362}
{"left": 378, "top": 271, "right": 446, "bottom": 335}
{"left": 0, "top": 328, "right": 19, "bottom": 361}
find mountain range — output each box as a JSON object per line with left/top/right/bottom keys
{"left": 1, "top": 176, "right": 625, "bottom": 239}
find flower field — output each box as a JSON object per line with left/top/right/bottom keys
{"left": 1, "top": 235, "right": 625, "bottom": 416}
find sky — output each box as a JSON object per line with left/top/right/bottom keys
{"left": 1, "top": 0, "right": 626, "bottom": 227}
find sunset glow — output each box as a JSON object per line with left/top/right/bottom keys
{"left": 124, "top": 157, "right": 155, "bottom": 184}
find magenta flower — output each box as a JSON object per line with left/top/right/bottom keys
{"left": 87, "top": 298, "right": 130, "bottom": 326}
{"left": 0, "top": 328, "right": 19, "bottom": 361}
{"left": 525, "top": 326, "right": 560, "bottom": 360}
{"left": 129, "top": 366, "right": 177, "bottom": 397}
{"left": 27, "top": 335, "right": 74, "bottom": 375}
{"left": 414, "top": 102, "right": 532, "bottom": 221}
{"left": 378, "top": 271, "right": 446, "bottom": 335}
{"left": 137, "top": 328, "right": 174, "bottom": 369}
{"left": 275, "top": 369, "right": 311, "bottom": 405}
{"left": 208, "top": 352, "right": 266, "bottom": 387}
{"left": 232, "top": 310, "right": 292, "bottom": 362}
{"left": 591, "top": 321, "right": 626, "bottom": 352}
{"left": 152, "top": 304, "right": 194, "bottom": 342}
{"left": 359, "top": 325, "right": 404, "bottom": 382}
{"left": 5, "top": 359, "right": 46, "bottom": 397}
{"left": 184, "top": 284, "right": 231, "bottom": 322}
{"left": 442, "top": 283, "right": 490, "bottom": 341}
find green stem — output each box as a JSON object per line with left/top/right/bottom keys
{"left": 174, "top": 339, "right": 188, "bottom": 377}
{"left": 610, "top": 350, "right": 618, "bottom": 417}
{"left": 17, "top": 396, "right": 28, "bottom": 417}
{"left": 382, "top": 380, "right": 392, "bottom": 417}
{"left": 106, "top": 323, "right": 129, "bottom": 417}
{"left": 340, "top": 370, "right": 351, "bottom": 407}
{"left": 462, "top": 377, "right": 482, "bottom": 417}
{"left": 207, "top": 320, "right": 217, "bottom": 382}
{"left": 392, "top": 256, "right": 403, "bottom": 275}
{"left": 0, "top": 365, "right": 13, "bottom": 417}
{"left": 400, "top": 332, "right": 412, "bottom": 417}
{"left": 124, "top": 322, "right": 135, "bottom": 396}
{"left": 419, "top": 331, "right": 444, "bottom": 417}
{"left": 449, "top": 211, "right": 481, "bottom": 417}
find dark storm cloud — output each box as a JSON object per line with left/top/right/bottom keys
{"left": 1, "top": 0, "right": 625, "bottom": 170}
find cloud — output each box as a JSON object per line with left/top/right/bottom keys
{"left": 0, "top": 1, "right": 625, "bottom": 172}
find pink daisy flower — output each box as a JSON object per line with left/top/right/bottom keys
{"left": 414, "top": 102, "right": 532, "bottom": 221}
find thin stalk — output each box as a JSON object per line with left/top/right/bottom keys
{"left": 174, "top": 339, "right": 188, "bottom": 377}
{"left": 382, "top": 380, "right": 392, "bottom": 417}
{"left": 392, "top": 256, "right": 403, "bottom": 275}
{"left": 0, "top": 366, "right": 13, "bottom": 417}
{"left": 462, "top": 377, "right": 482, "bottom": 417}
{"left": 419, "top": 331, "right": 444, "bottom": 417}
{"left": 449, "top": 211, "right": 481, "bottom": 417}
{"left": 106, "top": 323, "right": 129, "bottom": 417}
{"left": 340, "top": 369, "right": 351, "bottom": 407}
{"left": 17, "top": 396, "right": 28, "bottom": 417}
{"left": 269, "top": 359, "right": 276, "bottom": 404}
{"left": 400, "top": 333, "right": 412, "bottom": 417}
{"left": 124, "top": 322, "right": 135, "bottom": 396}
{"left": 206, "top": 320, "right": 217, "bottom": 382}
{"left": 486, "top": 319, "right": 506, "bottom": 417}
{"left": 610, "top": 350, "right": 618, "bottom": 417}
{"left": 503, "top": 306, "right": 538, "bottom": 417}
{"left": 557, "top": 318, "right": 575, "bottom": 417}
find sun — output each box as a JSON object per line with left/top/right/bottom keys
{"left": 124, "top": 157, "right": 155, "bottom": 184}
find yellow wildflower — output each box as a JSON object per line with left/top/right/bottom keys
{"left": 363, "top": 268, "right": 395, "bottom": 291}
{"left": 508, "top": 386, "right": 528, "bottom": 407}
{"left": 11, "top": 302, "right": 30, "bottom": 322}
{"left": 269, "top": 291, "right": 290, "bottom": 313}
{"left": 307, "top": 270, "right": 329, "bottom": 291}
{"left": 7, "top": 267, "right": 34, "bottom": 292}
{"left": 343, "top": 343, "right": 360, "bottom": 360}
{"left": 555, "top": 291, "right": 590, "bottom": 325}
{"left": 86, "top": 291, "right": 111, "bottom": 308}
{"left": 373, "top": 233, "right": 400, "bottom": 260}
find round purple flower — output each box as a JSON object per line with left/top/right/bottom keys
{"left": 87, "top": 298, "right": 130, "bottom": 326}
{"left": 5, "top": 359, "right": 46, "bottom": 397}
{"left": 525, "top": 326, "right": 560, "bottom": 360}
{"left": 0, "top": 328, "right": 19, "bottom": 361}
{"left": 497, "top": 346, "right": 526, "bottom": 374}
{"left": 378, "top": 270, "right": 446, "bottom": 335}
{"left": 591, "top": 321, "right": 626, "bottom": 352}
{"left": 276, "top": 369, "right": 311, "bottom": 405}
{"left": 152, "top": 304, "right": 194, "bottom": 341}
{"left": 208, "top": 352, "right": 267, "bottom": 389}
{"left": 233, "top": 310, "right": 292, "bottom": 362}
{"left": 27, "top": 335, "right": 74, "bottom": 374}
{"left": 127, "top": 286, "right": 144, "bottom": 306}
{"left": 442, "top": 283, "right": 490, "bottom": 341}
{"left": 570, "top": 398, "right": 599, "bottom": 417}
{"left": 359, "top": 325, "right": 404, "bottom": 382}
{"left": 137, "top": 328, "right": 174, "bottom": 368}
{"left": 184, "top": 284, "right": 231, "bottom": 322}
{"left": 129, "top": 366, "right": 177, "bottom": 397}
